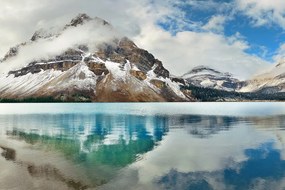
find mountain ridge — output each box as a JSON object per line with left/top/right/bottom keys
{"left": 0, "top": 13, "right": 193, "bottom": 102}
{"left": 182, "top": 65, "right": 242, "bottom": 92}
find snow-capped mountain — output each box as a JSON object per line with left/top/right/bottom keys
{"left": 0, "top": 14, "right": 193, "bottom": 102}
{"left": 239, "top": 59, "right": 285, "bottom": 93}
{"left": 182, "top": 66, "right": 241, "bottom": 91}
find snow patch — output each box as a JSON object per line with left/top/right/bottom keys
{"left": 104, "top": 60, "right": 131, "bottom": 82}
{"left": 131, "top": 62, "right": 140, "bottom": 71}
{"left": 48, "top": 62, "right": 97, "bottom": 91}
{"left": 35, "top": 60, "right": 78, "bottom": 65}
{"left": 200, "top": 79, "right": 215, "bottom": 87}
{"left": 0, "top": 62, "right": 98, "bottom": 97}
{"left": 145, "top": 65, "right": 186, "bottom": 98}
{"left": 164, "top": 78, "right": 186, "bottom": 98}
{"left": 0, "top": 69, "right": 62, "bottom": 96}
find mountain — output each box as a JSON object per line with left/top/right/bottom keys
{"left": 239, "top": 59, "right": 285, "bottom": 94}
{"left": 182, "top": 66, "right": 241, "bottom": 92}
{"left": 180, "top": 63, "right": 285, "bottom": 101}
{"left": 0, "top": 14, "right": 193, "bottom": 102}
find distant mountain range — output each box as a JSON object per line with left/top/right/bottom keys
{"left": 0, "top": 13, "right": 284, "bottom": 102}
{"left": 182, "top": 66, "right": 241, "bottom": 92}
{"left": 180, "top": 62, "right": 285, "bottom": 101}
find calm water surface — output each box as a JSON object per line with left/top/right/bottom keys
{"left": 0, "top": 103, "right": 285, "bottom": 190}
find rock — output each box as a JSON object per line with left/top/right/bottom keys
{"left": 171, "top": 77, "right": 186, "bottom": 85}
{"left": 153, "top": 61, "right": 169, "bottom": 78}
{"left": 87, "top": 62, "right": 109, "bottom": 75}
{"left": 181, "top": 89, "right": 195, "bottom": 100}
{"left": 0, "top": 146, "right": 16, "bottom": 161}
{"left": 130, "top": 70, "right": 147, "bottom": 80}
{"left": 150, "top": 79, "right": 166, "bottom": 89}
{"left": 1, "top": 43, "right": 25, "bottom": 62}
{"left": 93, "top": 37, "right": 170, "bottom": 78}
{"left": 30, "top": 29, "right": 53, "bottom": 41}
{"left": 69, "top": 13, "right": 92, "bottom": 27}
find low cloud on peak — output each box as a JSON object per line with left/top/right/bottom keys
{"left": 0, "top": 14, "right": 122, "bottom": 73}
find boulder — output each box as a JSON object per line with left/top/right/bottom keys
{"left": 150, "top": 79, "right": 166, "bottom": 89}
{"left": 130, "top": 70, "right": 147, "bottom": 80}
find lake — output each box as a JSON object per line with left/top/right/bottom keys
{"left": 1, "top": 103, "right": 285, "bottom": 190}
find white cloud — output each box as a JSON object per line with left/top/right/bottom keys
{"left": 134, "top": 24, "right": 269, "bottom": 79}
{"left": 102, "top": 123, "right": 276, "bottom": 189}
{"left": 235, "top": 0, "right": 285, "bottom": 28}
{"left": 0, "top": 0, "right": 272, "bottom": 79}
{"left": 273, "top": 44, "right": 285, "bottom": 63}
{"left": 185, "top": 0, "right": 232, "bottom": 12}
{"left": 0, "top": 0, "right": 177, "bottom": 56}
{"left": 202, "top": 15, "right": 227, "bottom": 33}
{"left": 0, "top": 19, "right": 121, "bottom": 73}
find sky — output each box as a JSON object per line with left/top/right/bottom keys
{"left": 0, "top": 0, "right": 285, "bottom": 79}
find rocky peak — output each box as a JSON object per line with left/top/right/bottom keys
{"left": 67, "top": 13, "right": 111, "bottom": 28}
{"left": 182, "top": 65, "right": 241, "bottom": 92}
{"left": 0, "top": 42, "right": 27, "bottom": 62}
{"left": 31, "top": 28, "right": 58, "bottom": 41}
{"left": 190, "top": 66, "right": 220, "bottom": 74}
{"left": 69, "top": 13, "right": 92, "bottom": 27}
{"left": 183, "top": 65, "right": 232, "bottom": 78}
{"left": 94, "top": 37, "right": 170, "bottom": 78}
{"left": 67, "top": 13, "right": 110, "bottom": 27}
{"left": 31, "top": 13, "right": 111, "bottom": 42}
{"left": 31, "top": 14, "right": 89, "bottom": 41}
{"left": 1, "top": 47, "right": 18, "bottom": 61}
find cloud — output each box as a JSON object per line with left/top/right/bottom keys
{"left": 202, "top": 15, "right": 227, "bottom": 33}
{"left": 0, "top": 0, "right": 182, "bottom": 56}
{"left": 102, "top": 122, "right": 275, "bottom": 189}
{"left": 134, "top": 24, "right": 270, "bottom": 79}
{"left": 0, "top": 0, "right": 273, "bottom": 79}
{"left": 0, "top": 19, "right": 121, "bottom": 73}
{"left": 272, "top": 44, "right": 285, "bottom": 64}
{"left": 185, "top": 0, "right": 232, "bottom": 12}
{"left": 235, "top": 0, "right": 285, "bottom": 29}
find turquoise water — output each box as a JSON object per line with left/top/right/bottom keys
{"left": 1, "top": 103, "right": 285, "bottom": 190}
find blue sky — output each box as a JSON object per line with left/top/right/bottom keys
{"left": 157, "top": 0, "right": 285, "bottom": 62}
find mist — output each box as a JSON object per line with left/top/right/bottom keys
{"left": 0, "top": 18, "right": 122, "bottom": 74}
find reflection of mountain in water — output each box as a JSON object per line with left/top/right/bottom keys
{"left": 2, "top": 113, "right": 244, "bottom": 187}
{"left": 2, "top": 114, "right": 242, "bottom": 152}
{"left": 3, "top": 114, "right": 245, "bottom": 154}
{"left": 4, "top": 114, "right": 169, "bottom": 183}
{"left": 170, "top": 115, "right": 239, "bottom": 138}
{"left": 172, "top": 115, "right": 285, "bottom": 138}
